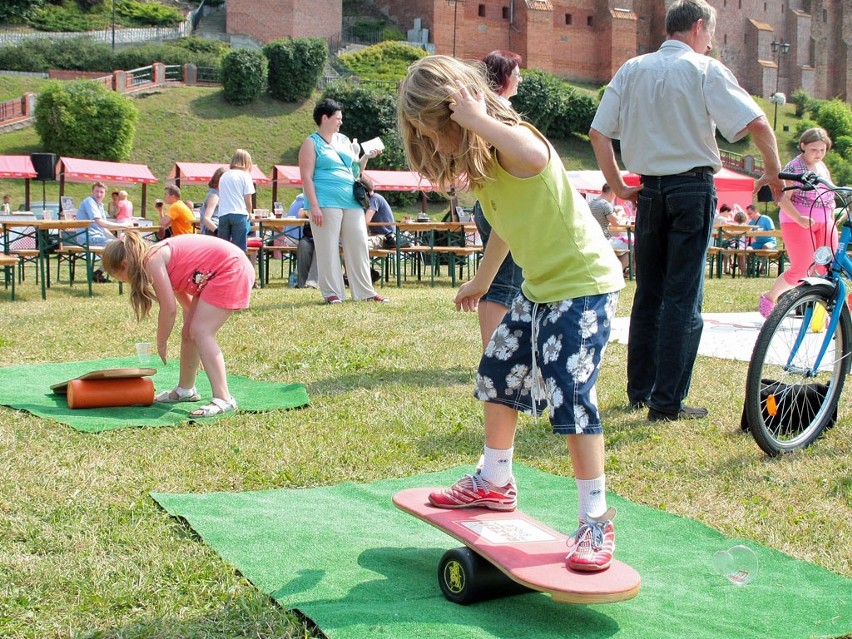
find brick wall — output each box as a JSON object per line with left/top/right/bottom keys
{"left": 241, "top": 0, "right": 846, "bottom": 100}
{"left": 226, "top": 0, "right": 341, "bottom": 44}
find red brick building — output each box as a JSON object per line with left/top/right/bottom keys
{"left": 225, "top": 0, "right": 342, "bottom": 45}
{"left": 224, "top": 0, "right": 849, "bottom": 101}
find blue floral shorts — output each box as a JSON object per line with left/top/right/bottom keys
{"left": 475, "top": 291, "right": 618, "bottom": 435}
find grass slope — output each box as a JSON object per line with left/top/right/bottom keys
{"left": 0, "top": 80, "right": 802, "bottom": 212}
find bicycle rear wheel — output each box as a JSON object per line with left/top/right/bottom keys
{"left": 745, "top": 284, "right": 850, "bottom": 455}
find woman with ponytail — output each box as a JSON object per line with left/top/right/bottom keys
{"left": 101, "top": 233, "right": 253, "bottom": 417}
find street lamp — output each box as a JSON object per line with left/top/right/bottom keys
{"left": 447, "top": 0, "right": 463, "bottom": 57}
{"left": 111, "top": 0, "right": 116, "bottom": 51}
{"left": 769, "top": 39, "right": 790, "bottom": 131}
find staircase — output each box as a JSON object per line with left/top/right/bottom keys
{"left": 193, "top": 5, "right": 227, "bottom": 39}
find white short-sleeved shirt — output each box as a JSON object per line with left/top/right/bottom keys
{"left": 217, "top": 169, "right": 255, "bottom": 217}
{"left": 591, "top": 40, "right": 763, "bottom": 176}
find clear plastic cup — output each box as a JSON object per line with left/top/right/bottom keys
{"left": 711, "top": 545, "right": 758, "bottom": 586}
{"left": 135, "top": 342, "right": 156, "bottom": 367}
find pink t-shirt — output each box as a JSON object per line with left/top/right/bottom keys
{"left": 155, "top": 234, "right": 254, "bottom": 309}
{"left": 780, "top": 155, "right": 835, "bottom": 225}
{"left": 115, "top": 200, "right": 133, "bottom": 221}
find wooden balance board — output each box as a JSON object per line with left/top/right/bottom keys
{"left": 50, "top": 368, "right": 156, "bottom": 409}
{"left": 393, "top": 486, "right": 641, "bottom": 605}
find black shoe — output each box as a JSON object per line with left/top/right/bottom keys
{"left": 647, "top": 405, "right": 708, "bottom": 422}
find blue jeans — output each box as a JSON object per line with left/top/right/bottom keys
{"left": 627, "top": 172, "right": 716, "bottom": 413}
{"left": 473, "top": 201, "right": 524, "bottom": 307}
{"left": 217, "top": 214, "right": 248, "bottom": 252}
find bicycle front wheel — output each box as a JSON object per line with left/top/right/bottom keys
{"left": 745, "top": 284, "right": 851, "bottom": 455}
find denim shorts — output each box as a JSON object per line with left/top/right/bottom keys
{"left": 475, "top": 291, "right": 618, "bottom": 435}
{"left": 474, "top": 202, "right": 524, "bottom": 307}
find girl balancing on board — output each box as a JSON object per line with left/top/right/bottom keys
{"left": 397, "top": 55, "right": 624, "bottom": 571}
{"left": 102, "top": 232, "right": 253, "bottom": 418}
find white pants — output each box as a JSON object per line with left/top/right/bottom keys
{"left": 310, "top": 207, "right": 377, "bottom": 301}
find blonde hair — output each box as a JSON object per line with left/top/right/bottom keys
{"left": 398, "top": 55, "right": 521, "bottom": 192}
{"left": 102, "top": 232, "right": 156, "bottom": 321}
{"left": 799, "top": 127, "right": 832, "bottom": 152}
{"left": 230, "top": 149, "right": 253, "bottom": 171}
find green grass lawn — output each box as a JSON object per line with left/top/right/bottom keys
{"left": 0, "top": 76, "right": 847, "bottom": 638}
{"left": 0, "top": 267, "right": 849, "bottom": 639}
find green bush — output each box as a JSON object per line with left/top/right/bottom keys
{"left": 382, "top": 26, "right": 406, "bottom": 41}
{"left": 34, "top": 79, "right": 138, "bottom": 161}
{"left": 0, "top": 43, "right": 48, "bottom": 72}
{"left": 173, "top": 36, "right": 229, "bottom": 58}
{"left": 45, "top": 37, "right": 114, "bottom": 72}
{"left": 789, "top": 88, "right": 813, "bottom": 118}
{"left": 113, "top": 42, "right": 219, "bottom": 70}
{"left": 825, "top": 152, "right": 852, "bottom": 188}
{"left": 816, "top": 99, "right": 852, "bottom": 142}
{"left": 116, "top": 0, "right": 183, "bottom": 27}
{"left": 338, "top": 41, "right": 426, "bottom": 83}
{"left": 30, "top": 3, "right": 98, "bottom": 31}
{"left": 794, "top": 118, "right": 819, "bottom": 139}
{"left": 220, "top": 48, "right": 266, "bottom": 105}
{"left": 551, "top": 87, "right": 597, "bottom": 140}
{"left": 832, "top": 135, "right": 852, "bottom": 159}
{"left": 0, "top": 37, "right": 224, "bottom": 74}
{"left": 0, "top": 0, "right": 45, "bottom": 23}
{"left": 263, "top": 37, "right": 327, "bottom": 103}
{"left": 512, "top": 69, "right": 564, "bottom": 136}
{"left": 512, "top": 69, "right": 598, "bottom": 140}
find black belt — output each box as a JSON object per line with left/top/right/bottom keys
{"left": 641, "top": 167, "right": 714, "bottom": 180}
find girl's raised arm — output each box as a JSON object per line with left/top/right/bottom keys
{"left": 447, "top": 81, "right": 548, "bottom": 179}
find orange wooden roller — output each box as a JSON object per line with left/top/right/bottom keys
{"left": 67, "top": 377, "right": 155, "bottom": 409}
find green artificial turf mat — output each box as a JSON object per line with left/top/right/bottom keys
{"left": 152, "top": 464, "right": 851, "bottom": 639}
{"left": 0, "top": 356, "right": 308, "bottom": 432}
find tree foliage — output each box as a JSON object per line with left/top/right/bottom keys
{"left": 33, "top": 79, "right": 138, "bottom": 161}
{"left": 512, "top": 69, "right": 598, "bottom": 140}
{"left": 816, "top": 99, "right": 852, "bottom": 143}
{"left": 263, "top": 38, "right": 327, "bottom": 103}
{"left": 338, "top": 41, "right": 426, "bottom": 82}
{"left": 220, "top": 48, "right": 267, "bottom": 106}
{"left": 0, "top": 0, "right": 45, "bottom": 23}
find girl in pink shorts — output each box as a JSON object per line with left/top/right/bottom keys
{"left": 759, "top": 127, "right": 837, "bottom": 318}
{"left": 102, "top": 232, "right": 254, "bottom": 417}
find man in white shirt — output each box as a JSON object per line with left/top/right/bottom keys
{"left": 589, "top": 0, "right": 783, "bottom": 422}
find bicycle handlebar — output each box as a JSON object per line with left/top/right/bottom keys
{"left": 778, "top": 171, "right": 840, "bottom": 191}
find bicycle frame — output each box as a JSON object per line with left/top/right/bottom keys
{"left": 787, "top": 219, "right": 852, "bottom": 376}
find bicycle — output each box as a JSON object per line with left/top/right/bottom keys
{"left": 744, "top": 170, "right": 852, "bottom": 455}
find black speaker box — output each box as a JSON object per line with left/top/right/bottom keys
{"left": 757, "top": 184, "right": 774, "bottom": 203}
{"left": 30, "top": 153, "right": 56, "bottom": 182}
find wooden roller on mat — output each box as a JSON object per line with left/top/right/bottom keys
{"left": 67, "top": 377, "right": 155, "bottom": 409}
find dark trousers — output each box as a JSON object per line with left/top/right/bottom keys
{"left": 217, "top": 214, "right": 248, "bottom": 252}
{"left": 627, "top": 172, "right": 716, "bottom": 413}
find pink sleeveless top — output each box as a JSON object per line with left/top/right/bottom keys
{"left": 153, "top": 234, "right": 253, "bottom": 309}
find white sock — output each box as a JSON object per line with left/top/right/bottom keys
{"left": 480, "top": 446, "right": 513, "bottom": 486}
{"left": 576, "top": 475, "right": 607, "bottom": 522}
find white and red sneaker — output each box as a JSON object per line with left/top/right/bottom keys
{"left": 428, "top": 472, "right": 517, "bottom": 511}
{"left": 565, "top": 507, "right": 616, "bottom": 572}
